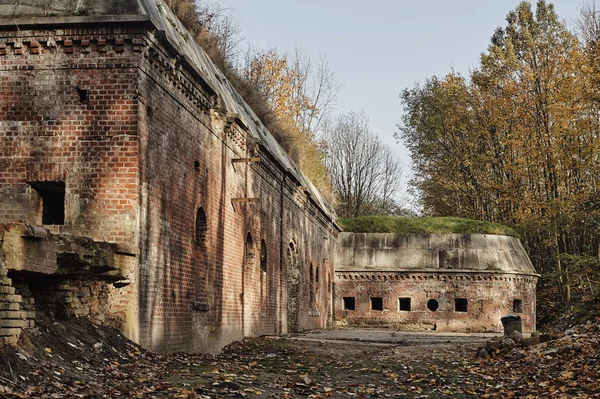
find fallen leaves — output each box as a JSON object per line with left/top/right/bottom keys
{"left": 1, "top": 316, "right": 599, "bottom": 398}
{"left": 466, "top": 318, "right": 600, "bottom": 398}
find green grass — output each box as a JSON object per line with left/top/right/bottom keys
{"left": 337, "top": 216, "right": 517, "bottom": 236}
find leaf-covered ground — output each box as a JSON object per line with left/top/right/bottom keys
{"left": 0, "top": 316, "right": 599, "bottom": 398}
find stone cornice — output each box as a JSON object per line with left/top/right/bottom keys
{"left": 335, "top": 270, "right": 539, "bottom": 282}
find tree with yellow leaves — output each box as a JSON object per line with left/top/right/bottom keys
{"left": 400, "top": 0, "right": 600, "bottom": 302}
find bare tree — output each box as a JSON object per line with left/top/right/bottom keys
{"left": 239, "top": 46, "right": 341, "bottom": 137}
{"left": 577, "top": 0, "right": 600, "bottom": 46}
{"left": 323, "top": 112, "right": 403, "bottom": 218}
{"left": 290, "top": 48, "right": 342, "bottom": 135}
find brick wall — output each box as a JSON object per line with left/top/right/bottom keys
{"left": 0, "top": 222, "right": 134, "bottom": 344}
{"left": 335, "top": 272, "right": 537, "bottom": 333}
{"left": 0, "top": 28, "right": 140, "bottom": 244}
{"left": 334, "top": 233, "right": 538, "bottom": 334}
{"left": 0, "top": 22, "right": 338, "bottom": 353}
{"left": 134, "top": 32, "right": 336, "bottom": 352}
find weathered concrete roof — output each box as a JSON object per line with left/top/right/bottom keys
{"left": 336, "top": 233, "right": 538, "bottom": 275}
{"left": 0, "top": 0, "right": 335, "bottom": 220}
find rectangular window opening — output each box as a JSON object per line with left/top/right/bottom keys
{"left": 370, "top": 297, "right": 383, "bottom": 311}
{"left": 455, "top": 298, "right": 468, "bottom": 312}
{"left": 399, "top": 297, "right": 411, "bottom": 311}
{"left": 513, "top": 299, "right": 523, "bottom": 313}
{"left": 29, "top": 181, "right": 65, "bottom": 225}
{"left": 343, "top": 297, "right": 355, "bottom": 311}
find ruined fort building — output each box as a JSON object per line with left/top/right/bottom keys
{"left": 335, "top": 233, "right": 538, "bottom": 334}
{"left": 0, "top": 0, "right": 538, "bottom": 351}
{"left": 0, "top": 0, "right": 338, "bottom": 352}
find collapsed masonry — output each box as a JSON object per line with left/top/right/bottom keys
{"left": 0, "top": 223, "right": 135, "bottom": 345}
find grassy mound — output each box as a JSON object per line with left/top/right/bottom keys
{"left": 337, "top": 216, "right": 517, "bottom": 236}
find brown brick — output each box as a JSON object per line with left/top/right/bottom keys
{"left": 3, "top": 295, "right": 22, "bottom": 303}
{"left": 0, "top": 286, "right": 15, "bottom": 295}
{"left": 0, "top": 310, "right": 21, "bottom": 319}
{"left": 0, "top": 319, "right": 28, "bottom": 328}
{"left": 0, "top": 23, "right": 337, "bottom": 355}
{"left": 0, "top": 327, "right": 22, "bottom": 336}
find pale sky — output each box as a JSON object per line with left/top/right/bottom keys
{"left": 223, "top": 0, "right": 582, "bottom": 205}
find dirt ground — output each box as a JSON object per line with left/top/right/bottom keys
{"left": 0, "top": 317, "right": 598, "bottom": 398}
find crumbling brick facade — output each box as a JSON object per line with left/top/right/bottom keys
{"left": 0, "top": 222, "right": 134, "bottom": 344}
{"left": 0, "top": 1, "right": 338, "bottom": 353}
{"left": 335, "top": 233, "right": 538, "bottom": 333}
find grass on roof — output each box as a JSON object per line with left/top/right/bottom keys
{"left": 337, "top": 216, "right": 517, "bottom": 236}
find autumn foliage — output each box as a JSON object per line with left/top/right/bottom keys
{"left": 163, "top": 0, "right": 334, "bottom": 199}
{"left": 399, "top": 1, "right": 600, "bottom": 302}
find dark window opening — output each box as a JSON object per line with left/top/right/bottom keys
{"left": 343, "top": 297, "right": 355, "bottom": 311}
{"left": 260, "top": 240, "right": 267, "bottom": 272}
{"left": 427, "top": 299, "right": 439, "bottom": 312}
{"left": 399, "top": 297, "right": 411, "bottom": 311}
{"left": 309, "top": 264, "right": 315, "bottom": 309}
{"left": 455, "top": 298, "right": 468, "bottom": 312}
{"left": 245, "top": 233, "right": 255, "bottom": 267}
{"left": 194, "top": 160, "right": 200, "bottom": 171}
{"left": 76, "top": 86, "right": 89, "bottom": 103}
{"left": 371, "top": 297, "right": 383, "bottom": 311}
{"left": 513, "top": 299, "right": 523, "bottom": 313}
{"left": 29, "top": 181, "right": 65, "bottom": 225}
{"left": 195, "top": 207, "right": 207, "bottom": 249}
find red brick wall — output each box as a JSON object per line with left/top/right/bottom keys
{"left": 0, "top": 28, "right": 140, "bottom": 244}
{"left": 0, "top": 24, "right": 337, "bottom": 353}
{"left": 135, "top": 33, "right": 336, "bottom": 352}
{"left": 335, "top": 272, "right": 537, "bottom": 333}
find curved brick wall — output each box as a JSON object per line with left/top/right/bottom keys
{"left": 335, "top": 233, "right": 539, "bottom": 333}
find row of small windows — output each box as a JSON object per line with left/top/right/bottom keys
{"left": 343, "top": 297, "right": 524, "bottom": 313}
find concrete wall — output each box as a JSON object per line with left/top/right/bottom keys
{"left": 0, "top": 2, "right": 338, "bottom": 353}
{"left": 335, "top": 233, "right": 538, "bottom": 333}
